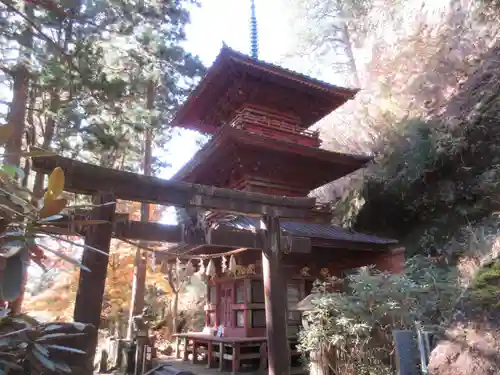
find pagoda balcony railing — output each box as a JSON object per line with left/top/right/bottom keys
{"left": 230, "top": 106, "right": 321, "bottom": 148}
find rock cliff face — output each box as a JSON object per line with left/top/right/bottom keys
{"left": 429, "top": 262, "right": 500, "bottom": 375}
{"left": 426, "top": 37, "right": 500, "bottom": 375}
{"left": 286, "top": 1, "right": 500, "bottom": 372}
{"left": 429, "top": 323, "right": 500, "bottom": 375}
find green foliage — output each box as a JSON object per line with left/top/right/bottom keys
{"left": 298, "top": 257, "right": 461, "bottom": 375}
{"left": 302, "top": 3, "right": 500, "bottom": 259}
{"left": 0, "top": 0, "right": 205, "bottom": 171}
{"left": 0, "top": 0, "right": 206, "bottom": 297}
{"left": 470, "top": 262, "right": 500, "bottom": 308}
{"left": 335, "top": 118, "right": 454, "bottom": 242}
{"left": 336, "top": 91, "right": 500, "bottom": 256}
{"left": 0, "top": 308, "right": 90, "bottom": 374}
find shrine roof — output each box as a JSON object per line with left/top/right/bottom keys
{"left": 224, "top": 216, "right": 398, "bottom": 246}
{"left": 171, "top": 126, "right": 371, "bottom": 187}
{"left": 170, "top": 46, "right": 359, "bottom": 133}
{"left": 155, "top": 215, "right": 398, "bottom": 261}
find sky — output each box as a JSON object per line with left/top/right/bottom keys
{"left": 157, "top": 0, "right": 294, "bottom": 224}
{"left": 183, "top": 0, "right": 292, "bottom": 66}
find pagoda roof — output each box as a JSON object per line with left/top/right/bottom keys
{"left": 171, "top": 46, "right": 359, "bottom": 133}
{"left": 171, "top": 126, "right": 372, "bottom": 190}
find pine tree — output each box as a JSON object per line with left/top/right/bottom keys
{"left": 1, "top": 0, "right": 205, "bottom": 174}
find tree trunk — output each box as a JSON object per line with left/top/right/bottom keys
{"left": 342, "top": 23, "right": 360, "bottom": 88}
{"left": 5, "top": 69, "right": 29, "bottom": 168}
{"left": 172, "top": 290, "right": 179, "bottom": 334}
{"left": 309, "top": 344, "right": 330, "bottom": 375}
{"left": 5, "top": 1, "right": 34, "bottom": 315}
{"left": 4, "top": 1, "right": 34, "bottom": 168}
{"left": 126, "top": 81, "right": 155, "bottom": 339}
{"left": 21, "top": 82, "right": 36, "bottom": 189}
{"left": 33, "top": 90, "right": 59, "bottom": 197}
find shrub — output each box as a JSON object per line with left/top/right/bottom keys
{"left": 298, "top": 257, "right": 461, "bottom": 375}
{"left": 0, "top": 308, "right": 92, "bottom": 374}
{"left": 470, "top": 262, "right": 500, "bottom": 308}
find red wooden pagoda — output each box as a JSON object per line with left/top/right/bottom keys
{"left": 168, "top": 46, "right": 404, "bottom": 373}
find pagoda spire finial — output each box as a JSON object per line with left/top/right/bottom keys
{"left": 250, "top": 0, "right": 258, "bottom": 59}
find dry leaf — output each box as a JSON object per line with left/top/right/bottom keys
{"left": 39, "top": 199, "right": 67, "bottom": 219}
{"left": 46, "top": 167, "right": 65, "bottom": 199}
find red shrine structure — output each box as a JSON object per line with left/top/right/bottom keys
{"left": 168, "top": 46, "right": 404, "bottom": 372}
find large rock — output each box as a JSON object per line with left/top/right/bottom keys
{"left": 429, "top": 324, "right": 500, "bottom": 375}
{"left": 429, "top": 262, "right": 500, "bottom": 375}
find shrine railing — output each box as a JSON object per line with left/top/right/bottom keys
{"left": 230, "top": 106, "right": 321, "bottom": 147}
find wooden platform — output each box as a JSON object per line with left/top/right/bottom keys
{"left": 153, "top": 357, "right": 307, "bottom": 375}
{"left": 173, "top": 333, "right": 302, "bottom": 374}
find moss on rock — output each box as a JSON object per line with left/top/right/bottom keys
{"left": 469, "top": 262, "right": 500, "bottom": 308}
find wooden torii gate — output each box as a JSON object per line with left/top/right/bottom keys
{"left": 32, "top": 154, "right": 315, "bottom": 375}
